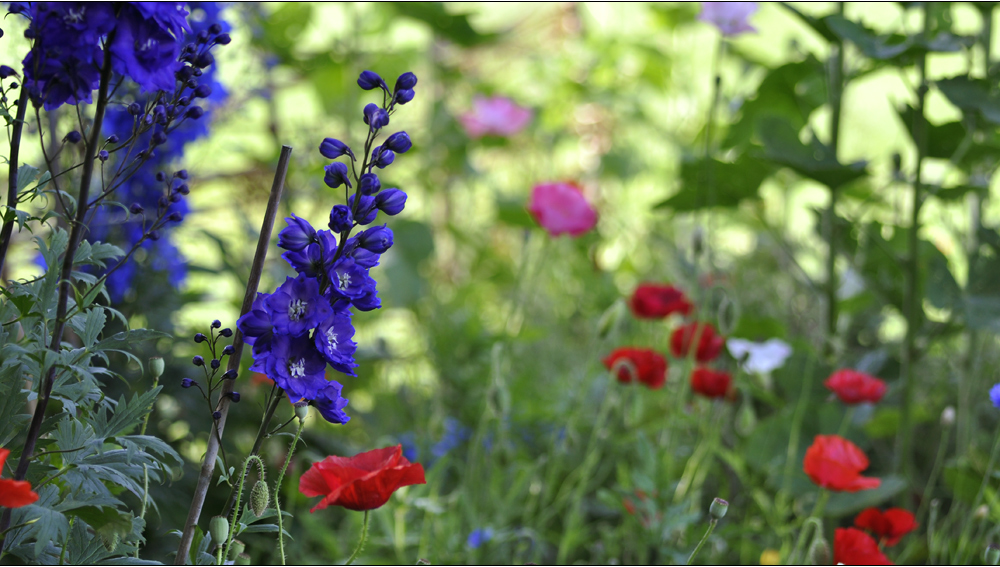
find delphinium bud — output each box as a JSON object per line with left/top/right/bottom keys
{"left": 147, "top": 230, "right": 160, "bottom": 241}
{"left": 107, "top": 134, "right": 119, "bottom": 144}
{"left": 359, "top": 173, "right": 381, "bottom": 196}
{"left": 209, "top": 515, "right": 229, "bottom": 544}
{"left": 215, "top": 33, "right": 232, "bottom": 45}
{"left": 177, "top": 169, "right": 189, "bottom": 180}
{"left": 98, "top": 150, "right": 110, "bottom": 161}
{"left": 320, "top": 138, "right": 354, "bottom": 160}
{"left": 64, "top": 131, "right": 82, "bottom": 144}
{"left": 375, "top": 188, "right": 407, "bottom": 216}
{"left": 194, "top": 333, "right": 207, "bottom": 343}
{"left": 192, "top": 355, "right": 205, "bottom": 366}
{"left": 194, "top": 84, "right": 212, "bottom": 98}
{"left": 394, "top": 89, "right": 415, "bottom": 105}
{"left": 0, "top": 65, "right": 16, "bottom": 79}
{"left": 394, "top": 72, "right": 417, "bottom": 92}
{"left": 363, "top": 103, "right": 389, "bottom": 130}
{"left": 986, "top": 544, "right": 1000, "bottom": 566}
{"left": 212, "top": 411, "right": 222, "bottom": 420}
{"left": 181, "top": 378, "right": 196, "bottom": 388}
{"left": 358, "top": 70, "right": 387, "bottom": 91}
{"left": 151, "top": 131, "right": 167, "bottom": 146}
{"left": 220, "top": 328, "right": 233, "bottom": 338}
{"left": 357, "top": 224, "right": 393, "bottom": 253}
{"left": 223, "top": 345, "right": 235, "bottom": 356}
{"left": 176, "top": 183, "right": 190, "bottom": 195}
{"left": 128, "top": 102, "right": 142, "bottom": 115}
{"left": 228, "top": 392, "right": 241, "bottom": 403}
{"left": 709, "top": 497, "right": 728, "bottom": 520}
{"left": 156, "top": 171, "right": 167, "bottom": 182}
{"left": 212, "top": 320, "right": 222, "bottom": 329}
{"left": 349, "top": 195, "right": 378, "bottom": 225}
{"left": 278, "top": 214, "right": 317, "bottom": 251}
{"left": 168, "top": 211, "right": 183, "bottom": 222}
{"left": 185, "top": 106, "right": 204, "bottom": 119}
{"left": 222, "top": 369, "right": 237, "bottom": 380}
{"left": 210, "top": 358, "right": 221, "bottom": 369}
{"left": 250, "top": 480, "right": 270, "bottom": 516}
{"left": 149, "top": 357, "right": 165, "bottom": 379}
{"left": 329, "top": 204, "right": 353, "bottom": 233}
{"left": 324, "top": 162, "right": 352, "bottom": 189}
{"left": 371, "top": 146, "right": 395, "bottom": 169}
{"left": 129, "top": 203, "right": 144, "bottom": 215}
{"left": 384, "top": 132, "right": 412, "bottom": 154}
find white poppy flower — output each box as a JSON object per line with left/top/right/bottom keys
{"left": 726, "top": 338, "right": 793, "bottom": 374}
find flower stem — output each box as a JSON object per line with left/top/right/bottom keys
{"left": 686, "top": 518, "right": 718, "bottom": 565}
{"left": 837, "top": 406, "right": 855, "bottom": 437}
{"left": 275, "top": 419, "right": 305, "bottom": 565}
{"left": 223, "top": 454, "right": 264, "bottom": 561}
{"left": 0, "top": 86, "right": 30, "bottom": 276}
{"left": 824, "top": 1, "right": 846, "bottom": 357}
{"left": 175, "top": 145, "right": 293, "bottom": 564}
{"left": 345, "top": 510, "right": 370, "bottom": 566}
{"left": 956, "top": 420, "right": 1000, "bottom": 560}
{"left": 790, "top": 491, "right": 829, "bottom": 564}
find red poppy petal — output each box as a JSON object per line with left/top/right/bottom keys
{"left": 0, "top": 479, "right": 39, "bottom": 508}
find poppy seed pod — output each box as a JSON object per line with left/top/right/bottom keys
{"left": 709, "top": 497, "right": 729, "bottom": 520}
{"left": 149, "top": 357, "right": 165, "bottom": 378}
{"left": 209, "top": 515, "right": 229, "bottom": 544}
{"left": 986, "top": 544, "right": 1000, "bottom": 566}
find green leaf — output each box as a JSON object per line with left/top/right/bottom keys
{"left": 757, "top": 118, "right": 868, "bottom": 188}
{"left": 15, "top": 163, "right": 38, "bottom": 193}
{"left": 825, "top": 16, "right": 914, "bottom": 60}
{"left": 897, "top": 105, "right": 968, "bottom": 160}
{"left": 93, "top": 388, "right": 161, "bottom": 439}
{"left": 937, "top": 76, "right": 1000, "bottom": 124}
{"left": 93, "top": 329, "right": 171, "bottom": 352}
{"left": 654, "top": 153, "right": 772, "bottom": 211}
{"left": 0, "top": 365, "right": 30, "bottom": 446}
{"left": 389, "top": 3, "right": 498, "bottom": 46}
{"left": 825, "top": 475, "right": 908, "bottom": 517}
{"left": 81, "top": 307, "right": 107, "bottom": 348}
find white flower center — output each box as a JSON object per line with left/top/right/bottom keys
{"left": 338, "top": 271, "right": 351, "bottom": 290}
{"left": 326, "top": 327, "right": 338, "bottom": 351}
{"left": 288, "top": 358, "right": 305, "bottom": 378}
{"left": 64, "top": 8, "right": 86, "bottom": 23}
{"left": 137, "top": 38, "right": 158, "bottom": 52}
{"left": 288, "top": 299, "right": 307, "bottom": 321}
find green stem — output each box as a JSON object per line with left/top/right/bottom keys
{"left": 275, "top": 419, "right": 304, "bottom": 565}
{"left": 824, "top": 1, "right": 846, "bottom": 357}
{"left": 896, "top": 2, "right": 931, "bottom": 477}
{"left": 777, "top": 353, "right": 816, "bottom": 516}
{"left": 135, "top": 464, "right": 149, "bottom": 559}
{"left": 215, "top": 546, "right": 223, "bottom": 566}
{"left": 345, "top": 510, "right": 370, "bottom": 566}
{"left": 686, "top": 518, "right": 718, "bottom": 565}
{"left": 837, "top": 406, "right": 855, "bottom": 437}
{"left": 956, "top": 421, "right": 1000, "bottom": 560}
{"left": 790, "top": 491, "right": 829, "bottom": 564}
{"left": 223, "top": 454, "right": 264, "bottom": 561}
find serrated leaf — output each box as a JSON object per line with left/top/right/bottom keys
{"left": 93, "top": 388, "right": 161, "bottom": 439}
{"left": 94, "top": 329, "right": 171, "bottom": 352}
{"left": 15, "top": 163, "right": 38, "bottom": 192}
{"left": 81, "top": 307, "right": 107, "bottom": 347}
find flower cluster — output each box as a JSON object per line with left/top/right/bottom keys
{"left": 853, "top": 507, "right": 917, "bottom": 547}
{"left": 238, "top": 69, "right": 415, "bottom": 424}
{"left": 825, "top": 369, "right": 887, "bottom": 405}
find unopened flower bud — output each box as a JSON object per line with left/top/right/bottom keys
{"left": 185, "top": 106, "right": 204, "bottom": 119}
{"left": 0, "top": 65, "right": 16, "bottom": 79}
{"left": 250, "top": 480, "right": 270, "bottom": 516}
{"left": 107, "top": 134, "right": 119, "bottom": 144}
{"left": 223, "top": 345, "right": 235, "bottom": 356}
{"left": 194, "top": 84, "right": 212, "bottom": 98}
{"left": 151, "top": 131, "right": 167, "bottom": 146}
{"left": 709, "top": 497, "right": 728, "bottom": 520}
{"left": 986, "top": 544, "right": 1000, "bottom": 566}
{"left": 977, "top": 504, "right": 990, "bottom": 519}
{"left": 228, "top": 392, "right": 241, "bottom": 403}
{"left": 192, "top": 355, "right": 204, "bottom": 366}
{"left": 236, "top": 553, "right": 251, "bottom": 565}
{"left": 64, "top": 131, "right": 82, "bottom": 144}
{"left": 149, "top": 357, "right": 165, "bottom": 378}
{"left": 941, "top": 406, "right": 956, "bottom": 427}
{"left": 129, "top": 203, "right": 144, "bottom": 215}
{"left": 394, "top": 88, "right": 415, "bottom": 105}
{"left": 320, "top": 137, "right": 354, "bottom": 160}
{"left": 357, "top": 70, "right": 387, "bottom": 91}
{"left": 229, "top": 540, "right": 246, "bottom": 560}
{"left": 294, "top": 401, "right": 310, "bottom": 423}
{"left": 128, "top": 102, "right": 143, "bottom": 115}
{"left": 98, "top": 150, "right": 109, "bottom": 161}
{"left": 394, "top": 71, "right": 417, "bottom": 92}
{"left": 194, "top": 333, "right": 207, "bottom": 343}
{"left": 181, "top": 378, "right": 196, "bottom": 388}
{"left": 212, "top": 320, "right": 222, "bottom": 329}
{"left": 209, "top": 515, "right": 229, "bottom": 544}
{"left": 807, "top": 536, "right": 831, "bottom": 566}
{"left": 384, "top": 131, "right": 412, "bottom": 154}
{"left": 212, "top": 410, "right": 222, "bottom": 420}
{"left": 210, "top": 358, "right": 221, "bottom": 369}
{"left": 220, "top": 328, "right": 233, "bottom": 337}
{"left": 222, "top": 369, "right": 237, "bottom": 380}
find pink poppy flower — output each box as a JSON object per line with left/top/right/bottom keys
{"left": 699, "top": 2, "right": 758, "bottom": 36}
{"left": 527, "top": 182, "right": 598, "bottom": 237}
{"left": 459, "top": 96, "right": 532, "bottom": 138}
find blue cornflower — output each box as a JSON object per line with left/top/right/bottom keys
{"left": 398, "top": 433, "right": 419, "bottom": 462}
{"left": 278, "top": 214, "right": 318, "bottom": 251}
{"left": 265, "top": 275, "right": 333, "bottom": 336}
{"left": 467, "top": 528, "right": 493, "bottom": 549}
{"left": 265, "top": 334, "right": 329, "bottom": 402}
{"left": 991, "top": 383, "right": 1000, "bottom": 410}
{"left": 313, "top": 381, "right": 351, "bottom": 424}
{"left": 313, "top": 310, "right": 358, "bottom": 376}
{"left": 432, "top": 418, "right": 471, "bottom": 459}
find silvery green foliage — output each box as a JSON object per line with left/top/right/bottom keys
{"left": 1, "top": 218, "right": 179, "bottom": 564}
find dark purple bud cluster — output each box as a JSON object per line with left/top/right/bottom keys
{"left": 181, "top": 319, "right": 240, "bottom": 418}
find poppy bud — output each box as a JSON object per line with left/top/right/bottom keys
{"left": 209, "top": 515, "right": 229, "bottom": 544}
{"left": 236, "top": 554, "right": 251, "bottom": 565}
{"left": 294, "top": 401, "right": 310, "bottom": 423}
{"left": 99, "top": 530, "right": 120, "bottom": 553}
{"left": 229, "top": 540, "right": 245, "bottom": 560}
{"left": 807, "top": 536, "right": 831, "bottom": 566}
{"left": 709, "top": 497, "right": 728, "bottom": 520}
{"left": 375, "top": 188, "right": 407, "bottom": 216}
{"left": 357, "top": 70, "right": 387, "bottom": 91}
{"left": 149, "top": 357, "right": 165, "bottom": 379}
{"left": 986, "top": 544, "right": 1000, "bottom": 566}
{"left": 250, "top": 480, "right": 270, "bottom": 517}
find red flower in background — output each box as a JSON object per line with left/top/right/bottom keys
{"left": 825, "top": 369, "right": 887, "bottom": 405}
{"left": 670, "top": 322, "right": 724, "bottom": 362}
{"left": 803, "top": 435, "right": 880, "bottom": 492}
{"left": 602, "top": 347, "right": 667, "bottom": 389}
{"left": 854, "top": 507, "right": 917, "bottom": 546}
{"left": 833, "top": 528, "right": 893, "bottom": 565}
{"left": 690, "top": 367, "right": 732, "bottom": 399}
{"left": 629, "top": 283, "right": 693, "bottom": 319}
{"left": 0, "top": 448, "right": 39, "bottom": 509}
{"left": 527, "top": 182, "right": 598, "bottom": 238}
{"left": 299, "top": 445, "right": 426, "bottom": 512}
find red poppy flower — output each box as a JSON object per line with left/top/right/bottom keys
{"left": 833, "top": 528, "right": 893, "bottom": 565}
{"left": 690, "top": 367, "right": 732, "bottom": 399}
{"left": 0, "top": 448, "right": 39, "bottom": 509}
{"left": 854, "top": 507, "right": 917, "bottom": 547}
{"left": 602, "top": 347, "right": 667, "bottom": 389}
{"left": 824, "top": 369, "right": 887, "bottom": 405}
{"left": 299, "top": 445, "right": 426, "bottom": 512}
{"left": 670, "top": 322, "right": 724, "bottom": 363}
{"left": 802, "top": 435, "right": 880, "bottom": 492}
{"left": 628, "top": 283, "right": 693, "bottom": 319}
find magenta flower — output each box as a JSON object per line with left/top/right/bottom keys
{"left": 527, "top": 182, "right": 598, "bottom": 237}
{"left": 699, "top": 2, "right": 757, "bottom": 36}
{"left": 459, "top": 96, "right": 533, "bottom": 138}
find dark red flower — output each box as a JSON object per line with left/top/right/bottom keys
{"left": 299, "top": 445, "right": 426, "bottom": 512}
{"left": 628, "top": 283, "right": 693, "bottom": 319}
{"left": 690, "top": 367, "right": 732, "bottom": 399}
{"left": 0, "top": 448, "right": 39, "bottom": 509}
{"left": 824, "top": 369, "right": 887, "bottom": 405}
{"left": 854, "top": 507, "right": 917, "bottom": 547}
{"left": 802, "top": 435, "right": 880, "bottom": 492}
{"left": 602, "top": 347, "right": 667, "bottom": 389}
{"left": 833, "top": 528, "right": 893, "bottom": 565}
{"left": 670, "top": 322, "right": 724, "bottom": 363}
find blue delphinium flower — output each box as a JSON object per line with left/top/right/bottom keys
{"left": 239, "top": 69, "right": 418, "bottom": 424}
{"left": 432, "top": 418, "right": 471, "bottom": 459}
{"left": 467, "top": 528, "right": 494, "bottom": 549}
{"left": 991, "top": 383, "right": 1000, "bottom": 410}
